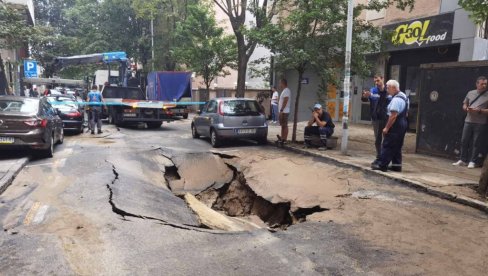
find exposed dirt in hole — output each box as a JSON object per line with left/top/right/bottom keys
{"left": 196, "top": 164, "right": 327, "bottom": 230}
{"left": 161, "top": 152, "right": 328, "bottom": 230}
{"left": 164, "top": 166, "right": 181, "bottom": 182}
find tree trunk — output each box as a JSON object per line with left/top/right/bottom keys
{"left": 235, "top": 33, "right": 248, "bottom": 98}
{"left": 478, "top": 157, "right": 488, "bottom": 197}
{"left": 0, "top": 53, "right": 8, "bottom": 95}
{"left": 292, "top": 70, "right": 304, "bottom": 142}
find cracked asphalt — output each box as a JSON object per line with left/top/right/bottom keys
{"left": 0, "top": 120, "right": 488, "bottom": 275}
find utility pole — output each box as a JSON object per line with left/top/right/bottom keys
{"left": 151, "top": 17, "right": 155, "bottom": 71}
{"left": 341, "top": 0, "right": 354, "bottom": 155}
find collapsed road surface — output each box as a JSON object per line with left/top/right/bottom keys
{"left": 1, "top": 121, "right": 487, "bottom": 275}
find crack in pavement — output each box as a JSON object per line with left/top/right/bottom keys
{"left": 103, "top": 160, "right": 235, "bottom": 235}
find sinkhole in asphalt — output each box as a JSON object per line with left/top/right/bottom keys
{"left": 163, "top": 152, "right": 328, "bottom": 230}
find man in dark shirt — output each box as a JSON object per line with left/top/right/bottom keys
{"left": 362, "top": 75, "right": 390, "bottom": 164}
{"left": 304, "top": 103, "right": 335, "bottom": 150}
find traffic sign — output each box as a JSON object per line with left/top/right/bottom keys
{"left": 24, "top": 60, "right": 38, "bottom": 78}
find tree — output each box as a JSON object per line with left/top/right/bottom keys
{"left": 213, "top": 0, "right": 281, "bottom": 97}
{"left": 132, "top": 0, "right": 198, "bottom": 71}
{"left": 172, "top": 4, "right": 237, "bottom": 93}
{"left": 459, "top": 0, "right": 488, "bottom": 38}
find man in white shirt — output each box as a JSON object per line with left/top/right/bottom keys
{"left": 271, "top": 87, "right": 279, "bottom": 123}
{"left": 277, "top": 79, "right": 291, "bottom": 145}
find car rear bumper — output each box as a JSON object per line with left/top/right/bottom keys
{"left": 0, "top": 130, "right": 49, "bottom": 150}
{"left": 215, "top": 126, "right": 268, "bottom": 139}
{"left": 62, "top": 119, "right": 83, "bottom": 130}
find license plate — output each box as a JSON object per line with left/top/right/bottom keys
{"left": 173, "top": 109, "right": 184, "bottom": 113}
{"left": 123, "top": 113, "right": 137, "bottom": 117}
{"left": 0, "top": 137, "right": 14, "bottom": 144}
{"left": 237, "top": 129, "right": 256, "bottom": 134}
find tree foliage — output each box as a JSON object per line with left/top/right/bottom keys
{"left": 459, "top": 0, "right": 488, "bottom": 38}
{"left": 132, "top": 0, "right": 198, "bottom": 70}
{"left": 172, "top": 3, "right": 237, "bottom": 92}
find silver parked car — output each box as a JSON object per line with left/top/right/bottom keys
{"left": 191, "top": 98, "right": 268, "bottom": 147}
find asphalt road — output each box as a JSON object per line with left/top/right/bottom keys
{"left": 0, "top": 120, "right": 487, "bottom": 275}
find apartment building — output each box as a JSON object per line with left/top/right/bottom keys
{"left": 0, "top": 0, "right": 35, "bottom": 95}
{"left": 282, "top": 0, "right": 487, "bottom": 123}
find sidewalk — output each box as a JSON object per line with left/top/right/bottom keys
{"left": 267, "top": 121, "right": 487, "bottom": 209}
{"left": 0, "top": 157, "right": 29, "bottom": 194}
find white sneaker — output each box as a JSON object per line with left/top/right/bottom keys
{"left": 468, "top": 162, "right": 476, "bottom": 169}
{"left": 452, "top": 160, "right": 467, "bottom": 166}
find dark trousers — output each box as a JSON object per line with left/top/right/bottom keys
{"left": 378, "top": 124, "right": 407, "bottom": 169}
{"left": 460, "top": 122, "right": 486, "bottom": 164}
{"left": 89, "top": 108, "right": 102, "bottom": 131}
{"left": 372, "top": 119, "right": 387, "bottom": 160}
{"left": 304, "top": 126, "right": 334, "bottom": 146}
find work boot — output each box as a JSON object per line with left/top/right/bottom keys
{"left": 371, "top": 163, "right": 387, "bottom": 172}
{"left": 91, "top": 130, "right": 95, "bottom": 135}
{"left": 388, "top": 166, "right": 402, "bottom": 172}
{"left": 98, "top": 130, "right": 103, "bottom": 134}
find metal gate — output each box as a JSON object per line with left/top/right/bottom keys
{"left": 416, "top": 61, "right": 488, "bottom": 159}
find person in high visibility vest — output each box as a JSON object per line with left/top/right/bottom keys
{"left": 86, "top": 85, "right": 104, "bottom": 135}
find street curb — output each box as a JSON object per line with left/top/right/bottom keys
{"left": 269, "top": 142, "right": 488, "bottom": 214}
{"left": 0, "top": 157, "right": 29, "bottom": 195}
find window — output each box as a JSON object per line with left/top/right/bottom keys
{"left": 207, "top": 101, "right": 218, "bottom": 113}
{"left": 223, "top": 100, "right": 262, "bottom": 116}
{"left": 0, "top": 99, "right": 38, "bottom": 114}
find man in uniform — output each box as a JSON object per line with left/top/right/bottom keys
{"left": 86, "top": 85, "right": 104, "bottom": 135}
{"left": 372, "top": 80, "right": 408, "bottom": 172}
{"left": 304, "top": 103, "right": 335, "bottom": 150}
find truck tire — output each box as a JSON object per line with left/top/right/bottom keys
{"left": 183, "top": 113, "right": 189, "bottom": 119}
{"left": 147, "top": 122, "right": 162, "bottom": 129}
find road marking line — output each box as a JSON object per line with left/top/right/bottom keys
{"left": 23, "top": 201, "right": 41, "bottom": 226}
{"left": 32, "top": 205, "right": 49, "bottom": 224}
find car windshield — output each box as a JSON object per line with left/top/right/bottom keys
{"left": 0, "top": 99, "right": 38, "bottom": 114}
{"left": 223, "top": 100, "right": 262, "bottom": 116}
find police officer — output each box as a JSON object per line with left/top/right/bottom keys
{"left": 372, "top": 80, "right": 408, "bottom": 172}
{"left": 86, "top": 85, "right": 104, "bottom": 135}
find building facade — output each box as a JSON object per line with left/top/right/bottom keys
{"left": 281, "top": 0, "right": 488, "bottom": 124}
{"left": 0, "top": 0, "right": 35, "bottom": 95}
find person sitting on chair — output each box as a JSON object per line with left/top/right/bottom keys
{"left": 304, "top": 103, "right": 335, "bottom": 150}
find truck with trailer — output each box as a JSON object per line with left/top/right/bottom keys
{"left": 53, "top": 52, "right": 177, "bottom": 128}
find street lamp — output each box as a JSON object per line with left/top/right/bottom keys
{"left": 341, "top": 0, "right": 354, "bottom": 155}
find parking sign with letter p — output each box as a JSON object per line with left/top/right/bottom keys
{"left": 24, "top": 60, "right": 38, "bottom": 78}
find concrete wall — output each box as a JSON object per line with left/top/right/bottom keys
{"left": 283, "top": 69, "right": 325, "bottom": 122}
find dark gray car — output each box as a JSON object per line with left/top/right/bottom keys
{"left": 191, "top": 98, "right": 268, "bottom": 147}
{"left": 0, "top": 96, "right": 64, "bottom": 158}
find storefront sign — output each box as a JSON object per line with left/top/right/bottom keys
{"left": 383, "top": 12, "right": 454, "bottom": 51}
